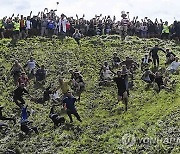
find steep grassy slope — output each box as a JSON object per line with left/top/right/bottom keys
{"left": 0, "top": 36, "right": 179, "bottom": 154}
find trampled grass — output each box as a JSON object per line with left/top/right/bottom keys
{"left": 0, "top": 36, "right": 179, "bottom": 154}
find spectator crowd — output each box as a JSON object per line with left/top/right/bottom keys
{"left": 0, "top": 9, "right": 180, "bottom": 41}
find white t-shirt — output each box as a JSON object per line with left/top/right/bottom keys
{"left": 26, "top": 20, "right": 31, "bottom": 30}
{"left": 27, "top": 60, "right": 36, "bottom": 70}
{"left": 143, "top": 57, "right": 149, "bottom": 64}
{"left": 103, "top": 70, "right": 112, "bottom": 79}
{"left": 50, "top": 91, "right": 60, "bottom": 100}
{"left": 168, "top": 61, "right": 180, "bottom": 70}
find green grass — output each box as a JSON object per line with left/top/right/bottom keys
{"left": 0, "top": 35, "right": 179, "bottom": 154}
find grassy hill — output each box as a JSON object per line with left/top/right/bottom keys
{"left": 0, "top": 35, "right": 179, "bottom": 154}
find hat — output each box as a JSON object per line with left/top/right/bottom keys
{"left": 121, "top": 11, "right": 127, "bottom": 17}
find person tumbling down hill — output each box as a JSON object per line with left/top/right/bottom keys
{"left": 113, "top": 71, "right": 128, "bottom": 111}
{"left": 120, "top": 56, "right": 139, "bottom": 74}
{"left": 141, "top": 69, "right": 155, "bottom": 83}
{"left": 63, "top": 91, "right": 82, "bottom": 123}
{"left": 154, "top": 72, "right": 174, "bottom": 93}
{"left": 141, "top": 54, "right": 152, "bottom": 71}
{"left": 167, "top": 57, "right": 180, "bottom": 74}
{"left": 100, "top": 61, "right": 115, "bottom": 74}
{"left": 13, "top": 83, "right": 32, "bottom": 108}
{"left": 35, "top": 65, "right": 46, "bottom": 84}
{"left": 20, "top": 105, "right": 38, "bottom": 135}
{"left": 49, "top": 106, "right": 65, "bottom": 128}
{"left": 165, "top": 49, "right": 176, "bottom": 65}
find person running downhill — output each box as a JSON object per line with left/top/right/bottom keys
{"left": 149, "top": 45, "right": 166, "bottom": 67}
{"left": 63, "top": 91, "right": 82, "bottom": 123}
{"left": 113, "top": 71, "right": 128, "bottom": 111}
{"left": 13, "top": 83, "right": 32, "bottom": 108}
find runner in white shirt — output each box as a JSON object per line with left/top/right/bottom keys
{"left": 24, "top": 57, "right": 39, "bottom": 75}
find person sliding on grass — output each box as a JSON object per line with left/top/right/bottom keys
{"left": 120, "top": 56, "right": 139, "bottom": 75}
{"left": 149, "top": 45, "right": 166, "bottom": 67}
{"left": 165, "top": 49, "right": 176, "bottom": 65}
{"left": 141, "top": 54, "right": 152, "bottom": 71}
{"left": 20, "top": 105, "right": 38, "bottom": 135}
{"left": 63, "top": 91, "right": 82, "bottom": 123}
{"left": 0, "top": 106, "right": 16, "bottom": 124}
{"left": 35, "top": 65, "right": 46, "bottom": 84}
{"left": 113, "top": 71, "right": 128, "bottom": 111}
{"left": 167, "top": 57, "right": 180, "bottom": 74}
{"left": 49, "top": 106, "right": 65, "bottom": 128}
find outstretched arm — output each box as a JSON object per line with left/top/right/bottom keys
{"left": 158, "top": 48, "right": 166, "bottom": 53}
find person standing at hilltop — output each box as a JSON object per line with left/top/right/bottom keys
{"left": 58, "top": 14, "right": 67, "bottom": 39}
{"left": 120, "top": 11, "right": 130, "bottom": 40}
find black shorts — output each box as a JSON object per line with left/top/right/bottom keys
{"left": 118, "top": 89, "right": 126, "bottom": 97}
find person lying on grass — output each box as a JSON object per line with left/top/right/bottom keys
{"left": 167, "top": 57, "right": 180, "bottom": 74}
{"left": 49, "top": 105, "right": 65, "bottom": 128}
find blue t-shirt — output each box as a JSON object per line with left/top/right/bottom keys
{"left": 63, "top": 96, "right": 76, "bottom": 111}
